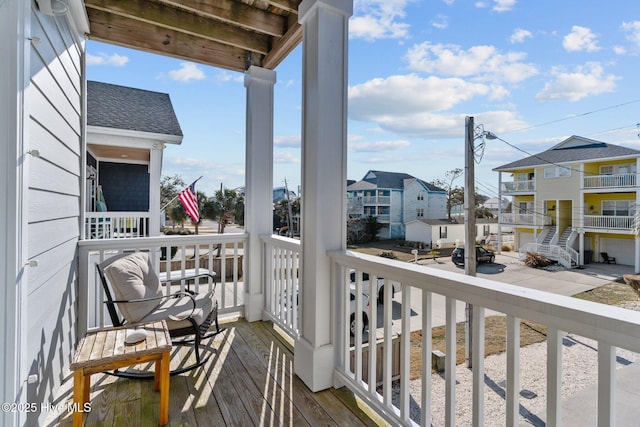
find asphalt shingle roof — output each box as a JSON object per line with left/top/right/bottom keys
{"left": 359, "top": 170, "right": 446, "bottom": 192}
{"left": 87, "top": 81, "right": 183, "bottom": 137}
{"left": 493, "top": 136, "right": 640, "bottom": 171}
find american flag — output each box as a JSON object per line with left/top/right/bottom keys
{"left": 178, "top": 182, "right": 199, "bottom": 223}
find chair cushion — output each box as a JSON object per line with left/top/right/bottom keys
{"left": 103, "top": 252, "right": 163, "bottom": 323}
{"left": 143, "top": 292, "right": 214, "bottom": 331}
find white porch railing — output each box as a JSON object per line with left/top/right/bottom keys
{"left": 584, "top": 215, "right": 634, "bottom": 230}
{"left": 262, "top": 235, "right": 301, "bottom": 337}
{"left": 77, "top": 233, "right": 247, "bottom": 334}
{"left": 499, "top": 213, "right": 552, "bottom": 226}
{"left": 584, "top": 173, "right": 636, "bottom": 189}
{"left": 84, "top": 211, "right": 151, "bottom": 239}
{"left": 524, "top": 243, "right": 577, "bottom": 268}
{"left": 329, "top": 250, "right": 640, "bottom": 426}
{"left": 501, "top": 180, "right": 535, "bottom": 193}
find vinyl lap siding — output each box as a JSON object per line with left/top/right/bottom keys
{"left": 26, "top": 7, "right": 82, "bottom": 425}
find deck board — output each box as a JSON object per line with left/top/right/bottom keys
{"left": 46, "top": 319, "right": 383, "bottom": 427}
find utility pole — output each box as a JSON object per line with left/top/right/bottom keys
{"left": 464, "top": 116, "right": 477, "bottom": 369}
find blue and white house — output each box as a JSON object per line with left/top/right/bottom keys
{"left": 347, "top": 170, "right": 447, "bottom": 239}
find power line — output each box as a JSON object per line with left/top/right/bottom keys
{"left": 510, "top": 99, "right": 640, "bottom": 133}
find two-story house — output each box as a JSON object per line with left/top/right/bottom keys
{"left": 494, "top": 135, "right": 640, "bottom": 269}
{"left": 86, "top": 81, "right": 183, "bottom": 239}
{"left": 347, "top": 170, "right": 446, "bottom": 239}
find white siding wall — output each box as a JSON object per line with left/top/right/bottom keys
{"left": 25, "top": 6, "right": 83, "bottom": 425}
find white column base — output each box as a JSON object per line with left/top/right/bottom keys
{"left": 294, "top": 337, "right": 335, "bottom": 391}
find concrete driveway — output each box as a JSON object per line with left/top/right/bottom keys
{"left": 378, "top": 251, "right": 634, "bottom": 332}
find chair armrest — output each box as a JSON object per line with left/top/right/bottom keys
{"left": 104, "top": 291, "right": 197, "bottom": 322}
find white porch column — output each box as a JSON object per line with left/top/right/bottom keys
{"left": 148, "top": 143, "right": 164, "bottom": 236}
{"left": 244, "top": 65, "right": 276, "bottom": 322}
{"left": 296, "top": 0, "right": 352, "bottom": 391}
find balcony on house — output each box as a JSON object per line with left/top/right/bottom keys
{"left": 584, "top": 173, "right": 636, "bottom": 190}
{"left": 584, "top": 215, "right": 635, "bottom": 231}
{"left": 500, "top": 179, "right": 535, "bottom": 194}
{"left": 48, "top": 231, "right": 640, "bottom": 426}
{"left": 499, "top": 212, "right": 552, "bottom": 226}
{"left": 84, "top": 212, "right": 151, "bottom": 239}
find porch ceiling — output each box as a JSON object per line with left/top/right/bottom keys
{"left": 88, "top": 144, "right": 150, "bottom": 162}
{"left": 83, "top": 0, "right": 303, "bottom": 72}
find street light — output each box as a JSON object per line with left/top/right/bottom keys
{"left": 464, "top": 116, "right": 496, "bottom": 369}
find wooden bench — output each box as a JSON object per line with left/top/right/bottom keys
{"left": 70, "top": 321, "right": 172, "bottom": 426}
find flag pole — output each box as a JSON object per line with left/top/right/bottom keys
{"left": 160, "top": 176, "right": 203, "bottom": 211}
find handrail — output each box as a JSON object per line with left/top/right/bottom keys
{"left": 78, "top": 233, "right": 247, "bottom": 335}
{"left": 328, "top": 249, "right": 640, "bottom": 426}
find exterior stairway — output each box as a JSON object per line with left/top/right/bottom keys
{"left": 557, "top": 227, "right": 572, "bottom": 249}
{"left": 540, "top": 226, "right": 556, "bottom": 244}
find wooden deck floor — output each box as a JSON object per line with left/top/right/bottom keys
{"left": 45, "top": 319, "right": 384, "bottom": 426}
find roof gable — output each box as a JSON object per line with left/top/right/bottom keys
{"left": 359, "top": 170, "right": 446, "bottom": 192}
{"left": 493, "top": 136, "right": 640, "bottom": 171}
{"left": 87, "top": 81, "right": 183, "bottom": 137}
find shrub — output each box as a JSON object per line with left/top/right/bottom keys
{"left": 379, "top": 251, "right": 398, "bottom": 260}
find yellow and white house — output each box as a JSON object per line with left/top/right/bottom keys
{"left": 494, "top": 135, "right": 640, "bottom": 270}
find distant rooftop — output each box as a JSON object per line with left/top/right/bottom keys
{"left": 349, "top": 170, "right": 446, "bottom": 192}
{"left": 494, "top": 136, "right": 640, "bottom": 171}
{"left": 87, "top": 81, "right": 183, "bottom": 137}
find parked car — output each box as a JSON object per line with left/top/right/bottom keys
{"left": 349, "top": 270, "right": 402, "bottom": 304}
{"left": 451, "top": 246, "right": 495, "bottom": 266}
{"left": 349, "top": 287, "right": 370, "bottom": 336}
{"left": 281, "top": 286, "right": 369, "bottom": 336}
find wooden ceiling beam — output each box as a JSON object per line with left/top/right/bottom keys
{"left": 87, "top": 8, "right": 256, "bottom": 72}
{"left": 262, "top": 21, "right": 301, "bottom": 70}
{"left": 161, "top": 0, "right": 288, "bottom": 37}
{"left": 85, "top": 0, "right": 271, "bottom": 55}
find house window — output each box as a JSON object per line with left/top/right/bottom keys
{"left": 544, "top": 166, "right": 571, "bottom": 178}
{"left": 600, "top": 164, "right": 636, "bottom": 175}
{"left": 602, "top": 200, "right": 635, "bottom": 216}
{"left": 417, "top": 208, "right": 424, "bottom": 218}
{"left": 440, "top": 226, "right": 447, "bottom": 238}
{"left": 417, "top": 192, "right": 424, "bottom": 201}
{"left": 483, "top": 225, "right": 490, "bottom": 235}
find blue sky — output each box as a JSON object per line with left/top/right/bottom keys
{"left": 86, "top": 0, "right": 640, "bottom": 200}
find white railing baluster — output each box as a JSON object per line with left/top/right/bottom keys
{"left": 368, "top": 274, "right": 378, "bottom": 395}
{"left": 597, "top": 342, "right": 615, "bottom": 426}
{"left": 472, "top": 306, "right": 485, "bottom": 427}
{"left": 421, "top": 290, "right": 432, "bottom": 427}
{"left": 547, "top": 327, "right": 563, "bottom": 427}
{"left": 445, "top": 296, "right": 456, "bottom": 427}
{"left": 400, "top": 284, "right": 411, "bottom": 423}
{"left": 383, "top": 278, "right": 393, "bottom": 408}
{"left": 506, "top": 316, "right": 521, "bottom": 425}
{"left": 355, "top": 272, "right": 363, "bottom": 384}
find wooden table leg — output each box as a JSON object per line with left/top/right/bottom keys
{"left": 72, "top": 370, "right": 86, "bottom": 427}
{"left": 159, "top": 351, "right": 170, "bottom": 425}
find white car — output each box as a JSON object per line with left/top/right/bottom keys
{"left": 281, "top": 286, "right": 369, "bottom": 336}
{"left": 349, "top": 286, "right": 370, "bottom": 336}
{"left": 349, "top": 270, "right": 402, "bottom": 304}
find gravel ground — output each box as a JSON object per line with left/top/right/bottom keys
{"left": 394, "top": 302, "right": 640, "bottom": 426}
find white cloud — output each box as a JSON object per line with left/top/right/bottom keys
{"left": 563, "top": 25, "right": 600, "bottom": 52}
{"left": 405, "top": 42, "right": 538, "bottom": 84}
{"left": 492, "top": 0, "right": 516, "bottom": 12}
{"left": 443, "top": 0, "right": 455, "bottom": 5}
{"left": 349, "top": 74, "right": 495, "bottom": 121}
{"left": 510, "top": 28, "right": 532, "bottom": 44}
{"left": 613, "top": 46, "right": 627, "bottom": 55}
{"left": 622, "top": 21, "right": 640, "bottom": 48}
{"left": 535, "top": 62, "right": 618, "bottom": 102}
{"left": 86, "top": 53, "right": 128, "bottom": 66}
{"left": 475, "top": 0, "right": 516, "bottom": 11}
{"left": 275, "top": 135, "right": 301, "bottom": 148}
{"left": 214, "top": 70, "right": 244, "bottom": 84}
{"left": 350, "top": 0, "right": 410, "bottom": 41}
{"left": 274, "top": 151, "right": 301, "bottom": 164}
{"left": 349, "top": 140, "right": 411, "bottom": 152}
{"left": 431, "top": 14, "right": 449, "bottom": 30}
{"left": 168, "top": 62, "right": 206, "bottom": 82}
